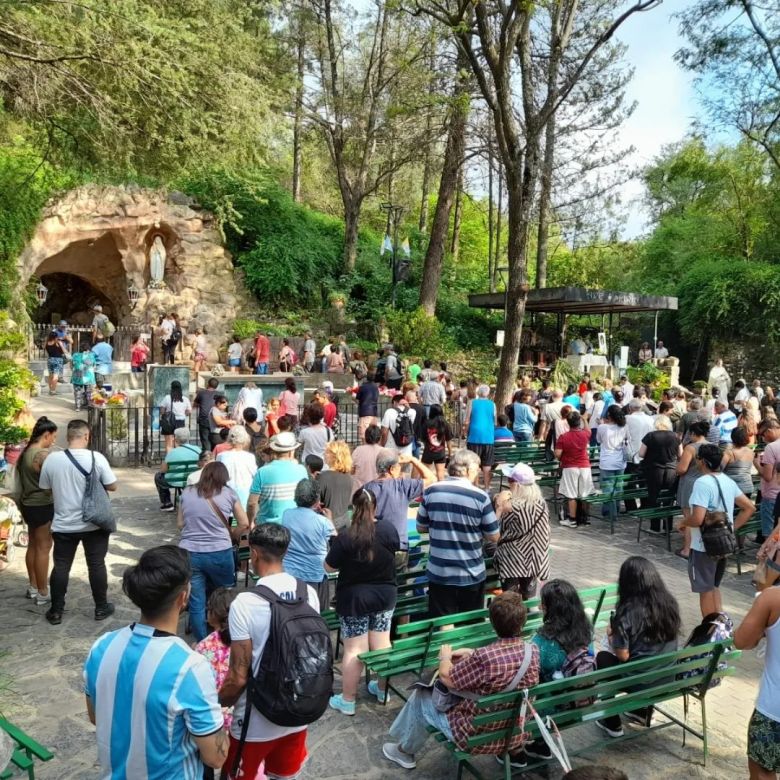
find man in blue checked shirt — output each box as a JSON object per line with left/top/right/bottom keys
{"left": 416, "top": 448, "right": 499, "bottom": 619}
{"left": 84, "top": 546, "right": 227, "bottom": 779}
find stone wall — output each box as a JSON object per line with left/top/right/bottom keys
{"left": 18, "top": 185, "right": 254, "bottom": 360}
{"left": 709, "top": 338, "right": 780, "bottom": 389}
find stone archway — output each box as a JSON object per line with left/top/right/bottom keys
{"left": 17, "top": 185, "right": 254, "bottom": 358}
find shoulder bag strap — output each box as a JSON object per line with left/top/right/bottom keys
{"left": 712, "top": 475, "right": 731, "bottom": 526}
{"left": 501, "top": 645, "right": 533, "bottom": 693}
{"left": 64, "top": 449, "right": 89, "bottom": 479}
{"left": 206, "top": 497, "right": 233, "bottom": 535}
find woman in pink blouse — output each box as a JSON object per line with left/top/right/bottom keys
{"left": 279, "top": 377, "right": 301, "bottom": 426}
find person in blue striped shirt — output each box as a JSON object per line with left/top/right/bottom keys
{"left": 83, "top": 546, "right": 227, "bottom": 779}
{"left": 416, "top": 449, "right": 499, "bottom": 618}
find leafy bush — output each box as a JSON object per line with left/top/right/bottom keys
{"left": 385, "top": 307, "right": 454, "bottom": 357}
{"left": 0, "top": 359, "right": 36, "bottom": 444}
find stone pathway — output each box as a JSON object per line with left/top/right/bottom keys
{"left": 0, "top": 392, "right": 755, "bottom": 778}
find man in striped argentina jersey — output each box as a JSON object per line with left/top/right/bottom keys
{"left": 83, "top": 546, "right": 228, "bottom": 779}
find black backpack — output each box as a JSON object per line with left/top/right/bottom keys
{"left": 392, "top": 406, "right": 414, "bottom": 447}
{"left": 374, "top": 356, "right": 387, "bottom": 384}
{"left": 236, "top": 581, "right": 333, "bottom": 745}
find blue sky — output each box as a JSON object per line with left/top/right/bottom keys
{"left": 613, "top": 0, "right": 698, "bottom": 236}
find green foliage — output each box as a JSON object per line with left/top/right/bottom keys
{"left": 0, "top": 359, "right": 35, "bottom": 444}
{"left": 385, "top": 307, "right": 454, "bottom": 357}
{"left": 627, "top": 362, "right": 671, "bottom": 400}
{"left": 550, "top": 359, "right": 581, "bottom": 391}
{"left": 0, "top": 137, "right": 76, "bottom": 309}
{"left": 231, "top": 319, "right": 306, "bottom": 339}
{"left": 677, "top": 259, "right": 780, "bottom": 344}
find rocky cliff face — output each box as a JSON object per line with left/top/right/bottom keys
{"left": 18, "top": 184, "right": 254, "bottom": 360}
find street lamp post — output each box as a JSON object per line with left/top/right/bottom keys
{"left": 379, "top": 202, "right": 405, "bottom": 308}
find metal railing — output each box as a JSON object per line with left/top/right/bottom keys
{"left": 28, "top": 324, "right": 138, "bottom": 363}
{"left": 87, "top": 396, "right": 467, "bottom": 467}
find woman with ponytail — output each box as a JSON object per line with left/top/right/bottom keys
{"left": 17, "top": 416, "right": 58, "bottom": 605}
{"left": 325, "top": 487, "right": 400, "bottom": 716}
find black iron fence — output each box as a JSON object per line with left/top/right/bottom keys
{"left": 87, "top": 396, "right": 467, "bottom": 467}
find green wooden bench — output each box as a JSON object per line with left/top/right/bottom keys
{"left": 428, "top": 640, "right": 739, "bottom": 780}
{"left": 633, "top": 491, "right": 679, "bottom": 551}
{"left": 162, "top": 459, "right": 200, "bottom": 507}
{"left": 732, "top": 512, "right": 762, "bottom": 575}
{"left": 0, "top": 718, "right": 54, "bottom": 780}
{"left": 360, "top": 584, "right": 618, "bottom": 704}
{"left": 582, "top": 474, "right": 650, "bottom": 533}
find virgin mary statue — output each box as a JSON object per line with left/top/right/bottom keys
{"left": 149, "top": 235, "right": 166, "bottom": 287}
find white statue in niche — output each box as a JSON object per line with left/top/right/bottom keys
{"left": 148, "top": 235, "right": 167, "bottom": 288}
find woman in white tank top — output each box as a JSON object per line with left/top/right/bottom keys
{"left": 735, "top": 587, "right": 780, "bottom": 778}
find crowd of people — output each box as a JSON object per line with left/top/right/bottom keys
{"left": 7, "top": 340, "right": 780, "bottom": 780}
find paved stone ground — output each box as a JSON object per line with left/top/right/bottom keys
{"left": 0, "top": 392, "right": 756, "bottom": 778}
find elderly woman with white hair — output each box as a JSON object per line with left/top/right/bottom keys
{"left": 216, "top": 424, "right": 258, "bottom": 508}
{"left": 638, "top": 414, "right": 682, "bottom": 532}
{"left": 463, "top": 383, "right": 496, "bottom": 491}
{"left": 494, "top": 463, "right": 551, "bottom": 598}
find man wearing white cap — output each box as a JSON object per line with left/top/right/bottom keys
{"left": 247, "top": 432, "right": 308, "bottom": 525}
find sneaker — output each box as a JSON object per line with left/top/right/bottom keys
{"left": 33, "top": 593, "right": 51, "bottom": 606}
{"left": 495, "top": 751, "right": 528, "bottom": 768}
{"left": 595, "top": 718, "right": 624, "bottom": 738}
{"left": 625, "top": 710, "right": 652, "bottom": 728}
{"left": 524, "top": 739, "right": 553, "bottom": 760}
{"left": 382, "top": 743, "right": 416, "bottom": 770}
{"left": 558, "top": 518, "right": 578, "bottom": 528}
{"left": 160, "top": 503, "right": 175, "bottom": 512}
{"left": 329, "top": 693, "right": 356, "bottom": 716}
{"left": 45, "top": 609, "right": 63, "bottom": 625}
{"left": 367, "top": 680, "right": 390, "bottom": 702}
{"left": 95, "top": 603, "right": 116, "bottom": 621}
{"left": 26, "top": 586, "right": 39, "bottom": 599}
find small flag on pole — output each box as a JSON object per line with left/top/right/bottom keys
{"left": 401, "top": 237, "right": 411, "bottom": 257}
{"left": 380, "top": 235, "right": 393, "bottom": 255}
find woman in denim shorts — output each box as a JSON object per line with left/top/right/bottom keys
{"left": 325, "top": 487, "right": 400, "bottom": 716}
{"left": 44, "top": 331, "right": 66, "bottom": 396}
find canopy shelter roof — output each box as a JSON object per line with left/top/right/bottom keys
{"left": 468, "top": 286, "right": 678, "bottom": 315}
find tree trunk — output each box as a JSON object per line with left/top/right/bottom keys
{"left": 487, "top": 142, "right": 494, "bottom": 292}
{"left": 343, "top": 199, "right": 361, "bottom": 272}
{"left": 450, "top": 166, "right": 463, "bottom": 262}
{"left": 494, "top": 158, "right": 502, "bottom": 291}
{"left": 535, "top": 98, "right": 556, "bottom": 287}
{"left": 418, "top": 53, "right": 469, "bottom": 315}
{"left": 292, "top": 16, "right": 306, "bottom": 203}
{"left": 495, "top": 148, "right": 540, "bottom": 408}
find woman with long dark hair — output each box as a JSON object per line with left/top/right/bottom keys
{"left": 325, "top": 487, "right": 400, "bottom": 716}
{"left": 160, "top": 379, "right": 192, "bottom": 452}
{"left": 17, "top": 416, "right": 58, "bottom": 605}
{"left": 533, "top": 580, "right": 593, "bottom": 680}
{"left": 421, "top": 404, "right": 453, "bottom": 480}
{"left": 177, "top": 461, "right": 248, "bottom": 641}
{"left": 596, "top": 556, "right": 681, "bottom": 737}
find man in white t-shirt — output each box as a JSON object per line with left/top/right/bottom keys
{"left": 219, "top": 524, "right": 319, "bottom": 780}
{"left": 39, "top": 419, "right": 117, "bottom": 625}
{"left": 380, "top": 395, "right": 417, "bottom": 461}
{"left": 654, "top": 340, "right": 669, "bottom": 359}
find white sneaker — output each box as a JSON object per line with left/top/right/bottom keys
{"left": 34, "top": 593, "right": 51, "bottom": 606}
{"left": 558, "top": 518, "right": 578, "bottom": 528}
{"left": 382, "top": 743, "right": 416, "bottom": 770}
{"left": 26, "top": 586, "right": 39, "bottom": 599}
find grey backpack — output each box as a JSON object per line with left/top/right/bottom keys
{"left": 65, "top": 450, "right": 117, "bottom": 533}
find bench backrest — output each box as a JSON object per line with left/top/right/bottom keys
{"left": 465, "top": 641, "right": 738, "bottom": 752}
{"left": 164, "top": 460, "right": 200, "bottom": 487}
